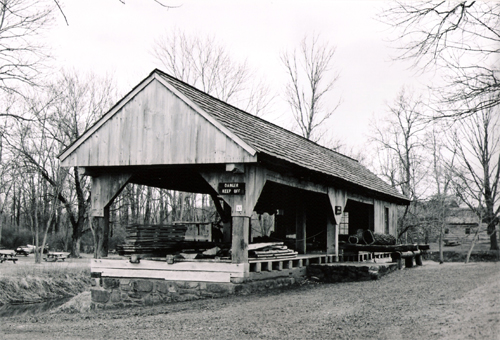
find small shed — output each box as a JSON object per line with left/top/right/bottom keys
{"left": 59, "top": 69, "right": 409, "bottom": 305}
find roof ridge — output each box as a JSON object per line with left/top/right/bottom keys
{"left": 153, "top": 68, "right": 358, "bottom": 163}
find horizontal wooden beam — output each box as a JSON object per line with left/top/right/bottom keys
{"left": 265, "top": 169, "right": 327, "bottom": 194}
{"left": 347, "top": 192, "right": 374, "bottom": 205}
{"left": 91, "top": 259, "right": 245, "bottom": 273}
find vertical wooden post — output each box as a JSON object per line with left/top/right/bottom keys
{"left": 102, "top": 206, "right": 110, "bottom": 256}
{"left": 327, "top": 188, "right": 346, "bottom": 263}
{"left": 295, "top": 198, "right": 306, "bottom": 254}
{"left": 415, "top": 253, "right": 423, "bottom": 266}
{"left": 94, "top": 207, "right": 110, "bottom": 258}
{"left": 222, "top": 201, "right": 232, "bottom": 243}
{"left": 91, "top": 174, "right": 130, "bottom": 258}
{"left": 231, "top": 216, "right": 249, "bottom": 264}
{"left": 326, "top": 213, "right": 338, "bottom": 259}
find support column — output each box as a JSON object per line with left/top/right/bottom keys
{"left": 103, "top": 206, "right": 110, "bottom": 256}
{"left": 231, "top": 216, "right": 250, "bottom": 264}
{"left": 222, "top": 202, "right": 232, "bottom": 243}
{"left": 200, "top": 165, "right": 266, "bottom": 271}
{"left": 295, "top": 199, "right": 306, "bottom": 254}
{"left": 94, "top": 205, "right": 110, "bottom": 258}
{"left": 327, "top": 187, "right": 347, "bottom": 262}
{"left": 91, "top": 173, "right": 131, "bottom": 258}
{"left": 326, "top": 212, "right": 338, "bottom": 259}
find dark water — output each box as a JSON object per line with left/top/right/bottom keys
{"left": 0, "top": 297, "right": 71, "bottom": 318}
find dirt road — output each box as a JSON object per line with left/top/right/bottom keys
{"left": 1, "top": 261, "right": 498, "bottom": 340}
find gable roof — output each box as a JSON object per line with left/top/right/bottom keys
{"left": 153, "top": 70, "right": 408, "bottom": 204}
{"left": 59, "top": 69, "right": 409, "bottom": 204}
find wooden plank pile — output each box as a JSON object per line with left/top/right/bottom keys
{"left": 248, "top": 242, "right": 298, "bottom": 259}
{"left": 117, "top": 224, "right": 188, "bottom": 256}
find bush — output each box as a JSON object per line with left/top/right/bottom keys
{"left": 0, "top": 225, "right": 33, "bottom": 249}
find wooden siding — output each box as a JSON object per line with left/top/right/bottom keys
{"left": 61, "top": 79, "right": 257, "bottom": 167}
{"left": 374, "top": 200, "right": 398, "bottom": 237}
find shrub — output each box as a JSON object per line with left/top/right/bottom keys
{"left": 1, "top": 225, "right": 32, "bottom": 249}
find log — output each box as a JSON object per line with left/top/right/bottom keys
{"left": 362, "top": 230, "right": 375, "bottom": 244}
{"left": 348, "top": 236, "right": 359, "bottom": 244}
{"left": 417, "top": 244, "right": 430, "bottom": 251}
{"left": 356, "top": 229, "right": 364, "bottom": 241}
{"left": 342, "top": 244, "right": 420, "bottom": 253}
{"left": 391, "top": 250, "right": 421, "bottom": 259}
{"left": 362, "top": 230, "right": 396, "bottom": 245}
{"left": 415, "top": 253, "right": 423, "bottom": 266}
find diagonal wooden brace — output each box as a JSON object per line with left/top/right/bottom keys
{"left": 91, "top": 173, "right": 131, "bottom": 217}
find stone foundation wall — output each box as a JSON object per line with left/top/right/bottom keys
{"left": 90, "top": 276, "right": 300, "bottom": 310}
{"left": 307, "top": 263, "right": 398, "bottom": 283}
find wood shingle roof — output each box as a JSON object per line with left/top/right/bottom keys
{"left": 154, "top": 69, "right": 409, "bottom": 204}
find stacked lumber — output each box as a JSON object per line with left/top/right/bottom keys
{"left": 117, "top": 224, "right": 187, "bottom": 256}
{"left": 248, "top": 242, "right": 298, "bottom": 259}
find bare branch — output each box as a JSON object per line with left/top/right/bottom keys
{"left": 281, "top": 34, "right": 341, "bottom": 142}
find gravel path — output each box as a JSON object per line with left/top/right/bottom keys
{"left": 1, "top": 261, "right": 498, "bottom": 340}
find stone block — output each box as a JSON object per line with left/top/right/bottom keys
{"left": 110, "top": 289, "right": 122, "bottom": 303}
{"left": 156, "top": 281, "right": 169, "bottom": 294}
{"left": 175, "top": 293, "right": 200, "bottom": 302}
{"left": 186, "top": 281, "right": 199, "bottom": 289}
{"left": 206, "top": 283, "right": 234, "bottom": 294}
{"left": 103, "top": 278, "right": 120, "bottom": 289}
{"left": 133, "top": 279, "right": 153, "bottom": 292}
{"left": 120, "top": 279, "right": 131, "bottom": 291}
{"left": 178, "top": 288, "right": 201, "bottom": 296}
{"left": 91, "top": 288, "right": 110, "bottom": 303}
{"left": 144, "top": 293, "right": 162, "bottom": 306}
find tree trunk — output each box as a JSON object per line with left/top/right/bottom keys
{"left": 487, "top": 222, "right": 499, "bottom": 250}
{"left": 465, "top": 227, "right": 480, "bottom": 264}
{"left": 439, "top": 222, "right": 444, "bottom": 264}
{"left": 71, "top": 219, "right": 82, "bottom": 258}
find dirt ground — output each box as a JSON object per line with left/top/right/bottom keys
{"left": 0, "top": 260, "right": 498, "bottom": 340}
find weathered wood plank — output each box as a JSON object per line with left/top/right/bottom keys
{"left": 98, "top": 268, "right": 233, "bottom": 282}
{"left": 265, "top": 169, "right": 327, "bottom": 194}
{"left": 91, "top": 259, "right": 245, "bottom": 273}
{"left": 61, "top": 79, "right": 257, "bottom": 167}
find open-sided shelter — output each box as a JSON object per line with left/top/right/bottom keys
{"left": 59, "top": 69, "right": 409, "bottom": 304}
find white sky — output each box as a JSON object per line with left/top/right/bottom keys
{"left": 48, "top": 0, "right": 432, "bottom": 151}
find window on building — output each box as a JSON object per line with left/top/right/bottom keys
{"left": 339, "top": 212, "right": 349, "bottom": 235}
{"left": 465, "top": 227, "right": 471, "bottom": 235}
{"left": 384, "top": 207, "right": 390, "bottom": 234}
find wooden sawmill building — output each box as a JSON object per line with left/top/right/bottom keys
{"left": 59, "top": 69, "right": 410, "bottom": 307}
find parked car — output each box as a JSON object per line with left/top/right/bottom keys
{"left": 15, "top": 244, "right": 48, "bottom": 256}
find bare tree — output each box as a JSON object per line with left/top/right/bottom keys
{"left": 0, "top": 0, "right": 54, "bottom": 97}
{"left": 5, "top": 70, "right": 116, "bottom": 257}
{"left": 370, "top": 87, "right": 429, "bottom": 240}
{"left": 152, "top": 28, "right": 273, "bottom": 117}
{"left": 426, "top": 124, "right": 456, "bottom": 262}
{"left": 381, "top": 1, "right": 500, "bottom": 118}
{"left": 448, "top": 103, "right": 500, "bottom": 250}
{"left": 281, "top": 34, "right": 341, "bottom": 142}
{"left": 371, "top": 87, "right": 428, "bottom": 199}
{"left": 151, "top": 29, "right": 270, "bottom": 225}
